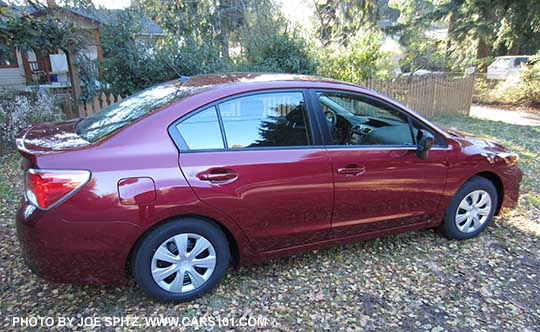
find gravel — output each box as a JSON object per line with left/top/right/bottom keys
{"left": 0, "top": 114, "right": 539, "bottom": 331}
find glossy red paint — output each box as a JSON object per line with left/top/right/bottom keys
{"left": 15, "top": 73, "right": 522, "bottom": 286}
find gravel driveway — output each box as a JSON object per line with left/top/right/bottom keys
{"left": 0, "top": 114, "right": 539, "bottom": 331}
{"left": 470, "top": 104, "right": 540, "bottom": 126}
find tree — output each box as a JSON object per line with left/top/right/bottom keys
{"left": 313, "top": 0, "right": 382, "bottom": 47}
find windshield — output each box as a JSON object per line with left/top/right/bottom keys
{"left": 76, "top": 81, "right": 206, "bottom": 142}
{"left": 490, "top": 58, "right": 512, "bottom": 69}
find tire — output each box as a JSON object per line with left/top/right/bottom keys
{"left": 132, "top": 217, "right": 230, "bottom": 302}
{"left": 439, "top": 176, "right": 498, "bottom": 240}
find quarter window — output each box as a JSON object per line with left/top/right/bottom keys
{"left": 317, "top": 92, "right": 414, "bottom": 146}
{"left": 218, "top": 92, "right": 311, "bottom": 148}
{"left": 176, "top": 106, "right": 224, "bottom": 150}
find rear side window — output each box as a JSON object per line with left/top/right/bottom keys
{"left": 176, "top": 107, "right": 224, "bottom": 150}
{"left": 218, "top": 92, "right": 310, "bottom": 148}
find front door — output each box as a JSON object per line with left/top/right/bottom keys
{"left": 312, "top": 90, "right": 449, "bottom": 237}
{"left": 174, "top": 90, "right": 334, "bottom": 252}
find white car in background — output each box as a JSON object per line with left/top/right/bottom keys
{"left": 487, "top": 56, "right": 530, "bottom": 80}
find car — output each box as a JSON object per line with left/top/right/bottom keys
{"left": 15, "top": 73, "right": 522, "bottom": 302}
{"left": 487, "top": 56, "right": 531, "bottom": 80}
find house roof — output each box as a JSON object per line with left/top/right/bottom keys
{"left": 6, "top": 4, "right": 164, "bottom": 35}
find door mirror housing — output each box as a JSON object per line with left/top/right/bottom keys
{"left": 416, "top": 129, "right": 434, "bottom": 160}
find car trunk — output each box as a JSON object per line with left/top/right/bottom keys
{"left": 15, "top": 120, "right": 90, "bottom": 168}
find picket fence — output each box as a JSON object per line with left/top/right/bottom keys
{"left": 63, "top": 74, "right": 474, "bottom": 119}
{"left": 64, "top": 92, "right": 124, "bottom": 118}
{"left": 363, "top": 74, "right": 474, "bottom": 117}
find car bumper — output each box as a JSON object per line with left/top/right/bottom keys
{"left": 16, "top": 199, "right": 141, "bottom": 286}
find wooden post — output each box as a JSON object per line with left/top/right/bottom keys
{"left": 65, "top": 46, "right": 83, "bottom": 118}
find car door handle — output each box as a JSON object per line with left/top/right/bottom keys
{"left": 197, "top": 169, "right": 238, "bottom": 182}
{"left": 337, "top": 165, "right": 366, "bottom": 176}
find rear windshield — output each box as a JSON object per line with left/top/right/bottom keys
{"left": 76, "top": 81, "right": 205, "bottom": 142}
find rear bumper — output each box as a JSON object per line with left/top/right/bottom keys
{"left": 16, "top": 200, "right": 140, "bottom": 286}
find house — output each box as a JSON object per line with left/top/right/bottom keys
{"left": 0, "top": 0, "right": 163, "bottom": 90}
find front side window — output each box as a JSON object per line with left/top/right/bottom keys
{"left": 317, "top": 92, "right": 414, "bottom": 146}
{"left": 176, "top": 106, "right": 224, "bottom": 150}
{"left": 218, "top": 92, "right": 311, "bottom": 148}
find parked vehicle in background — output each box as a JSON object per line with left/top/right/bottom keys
{"left": 487, "top": 56, "right": 531, "bottom": 80}
{"left": 15, "top": 73, "right": 522, "bottom": 302}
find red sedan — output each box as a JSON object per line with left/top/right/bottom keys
{"left": 15, "top": 73, "right": 522, "bottom": 302}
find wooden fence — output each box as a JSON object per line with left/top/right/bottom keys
{"left": 63, "top": 74, "right": 474, "bottom": 119}
{"left": 363, "top": 74, "right": 475, "bottom": 117}
{"left": 64, "top": 91, "right": 124, "bottom": 119}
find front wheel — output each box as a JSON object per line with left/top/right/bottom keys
{"left": 132, "top": 218, "right": 230, "bottom": 302}
{"left": 439, "top": 176, "right": 498, "bottom": 240}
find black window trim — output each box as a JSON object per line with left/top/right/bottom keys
{"left": 168, "top": 88, "right": 324, "bottom": 153}
{"left": 308, "top": 88, "right": 449, "bottom": 149}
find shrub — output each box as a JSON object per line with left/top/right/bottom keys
{"left": 318, "top": 29, "right": 397, "bottom": 83}
{"left": 238, "top": 27, "right": 318, "bottom": 74}
{"left": 0, "top": 88, "right": 64, "bottom": 151}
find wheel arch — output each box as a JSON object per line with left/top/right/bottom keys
{"left": 472, "top": 171, "right": 504, "bottom": 215}
{"left": 125, "top": 214, "right": 241, "bottom": 277}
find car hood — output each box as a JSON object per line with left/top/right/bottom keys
{"left": 16, "top": 119, "right": 90, "bottom": 156}
{"left": 444, "top": 127, "right": 508, "bottom": 153}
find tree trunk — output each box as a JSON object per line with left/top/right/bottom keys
{"left": 476, "top": 39, "right": 491, "bottom": 72}
{"left": 445, "top": 11, "right": 456, "bottom": 69}
{"left": 508, "top": 40, "right": 521, "bottom": 55}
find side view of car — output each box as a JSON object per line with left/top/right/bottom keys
{"left": 487, "top": 55, "right": 531, "bottom": 80}
{"left": 16, "top": 73, "right": 522, "bottom": 302}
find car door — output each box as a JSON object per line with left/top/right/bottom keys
{"left": 170, "top": 90, "right": 334, "bottom": 252}
{"left": 310, "top": 90, "right": 449, "bottom": 237}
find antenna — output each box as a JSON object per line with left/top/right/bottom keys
{"left": 162, "top": 59, "right": 189, "bottom": 84}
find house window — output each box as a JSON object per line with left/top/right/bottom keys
{"left": 0, "top": 44, "right": 18, "bottom": 68}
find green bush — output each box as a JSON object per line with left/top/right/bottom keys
{"left": 479, "top": 55, "right": 540, "bottom": 107}
{"left": 318, "top": 29, "right": 396, "bottom": 83}
{"left": 238, "top": 27, "right": 317, "bottom": 74}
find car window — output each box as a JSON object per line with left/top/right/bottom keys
{"left": 410, "top": 118, "right": 448, "bottom": 147}
{"left": 490, "top": 58, "right": 512, "bottom": 68}
{"left": 218, "top": 92, "right": 311, "bottom": 148}
{"left": 515, "top": 57, "right": 529, "bottom": 66}
{"left": 317, "top": 92, "right": 414, "bottom": 146}
{"left": 176, "top": 106, "right": 224, "bottom": 150}
{"left": 77, "top": 81, "right": 207, "bottom": 142}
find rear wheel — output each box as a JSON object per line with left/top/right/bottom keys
{"left": 132, "top": 217, "right": 230, "bottom": 302}
{"left": 439, "top": 176, "right": 498, "bottom": 240}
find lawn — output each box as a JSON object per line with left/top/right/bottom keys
{"left": 0, "top": 114, "right": 538, "bottom": 331}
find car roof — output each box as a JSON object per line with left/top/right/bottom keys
{"left": 494, "top": 55, "right": 531, "bottom": 59}
{"left": 179, "top": 72, "right": 353, "bottom": 90}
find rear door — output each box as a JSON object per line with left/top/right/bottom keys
{"left": 170, "top": 90, "right": 334, "bottom": 252}
{"left": 310, "top": 90, "right": 449, "bottom": 237}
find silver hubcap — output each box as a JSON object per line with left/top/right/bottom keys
{"left": 455, "top": 190, "right": 492, "bottom": 233}
{"left": 151, "top": 233, "right": 216, "bottom": 293}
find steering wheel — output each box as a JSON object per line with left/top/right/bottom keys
{"left": 324, "top": 109, "right": 337, "bottom": 128}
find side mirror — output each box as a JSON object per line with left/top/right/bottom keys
{"left": 416, "top": 129, "right": 434, "bottom": 160}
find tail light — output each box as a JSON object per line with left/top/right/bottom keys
{"left": 25, "top": 169, "right": 91, "bottom": 210}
